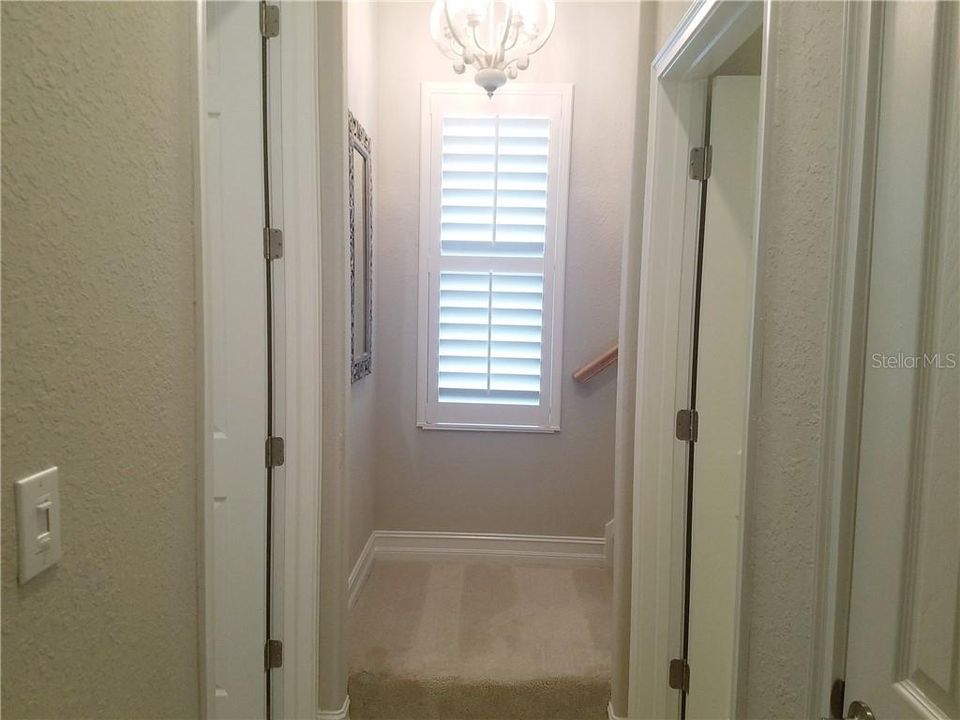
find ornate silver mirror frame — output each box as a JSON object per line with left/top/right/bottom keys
{"left": 348, "top": 111, "right": 373, "bottom": 382}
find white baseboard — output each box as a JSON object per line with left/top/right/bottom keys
{"left": 607, "top": 701, "right": 623, "bottom": 720}
{"left": 375, "top": 530, "right": 607, "bottom": 563}
{"left": 347, "top": 533, "right": 376, "bottom": 609}
{"left": 316, "top": 695, "right": 350, "bottom": 720}
{"left": 604, "top": 518, "right": 615, "bottom": 566}
{"left": 347, "top": 530, "right": 606, "bottom": 608}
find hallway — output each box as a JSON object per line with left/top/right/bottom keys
{"left": 2, "top": 2, "right": 957, "bottom": 719}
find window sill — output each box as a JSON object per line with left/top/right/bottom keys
{"left": 417, "top": 421, "right": 560, "bottom": 434}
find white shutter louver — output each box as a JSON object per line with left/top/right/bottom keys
{"left": 438, "top": 272, "right": 544, "bottom": 406}
{"left": 441, "top": 117, "right": 549, "bottom": 259}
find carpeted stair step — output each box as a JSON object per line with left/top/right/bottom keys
{"left": 348, "top": 671, "right": 610, "bottom": 719}
{"left": 348, "top": 559, "right": 613, "bottom": 720}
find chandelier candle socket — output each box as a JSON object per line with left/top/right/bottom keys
{"left": 430, "top": 0, "right": 557, "bottom": 96}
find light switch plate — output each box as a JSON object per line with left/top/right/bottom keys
{"left": 15, "top": 466, "right": 62, "bottom": 584}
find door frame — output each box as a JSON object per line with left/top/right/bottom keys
{"left": 194, "top": 2, "right": 323, "bottom": 718}
{"left": 628, "top": 3, "right": 908, "bottom": 719}
{"left": 806, "top": 3, "right": 883, "bottom": 718}
{"left": 624, "top": 2, "right": 770, "bottom": 717}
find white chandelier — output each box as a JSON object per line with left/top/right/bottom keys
{"left": 430, "top": 0, "right": 557, "bottom": 97}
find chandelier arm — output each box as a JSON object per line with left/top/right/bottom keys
{"left": 446, "top": 35, "right": 467, "bottom": 59}
{"left": 442, "top": 0, "right": 473, "bottom": 59}
{"left": 522, "top": 3, "right": 556, "bottom": 55}
{"left": 471, "top": 22, "right": 492, "bottom": 62}
{"left": 500, "top": 35, "right": 526, "bottom": 70}
{"left": 495, "top": 5, "right": 515, "bottom": 64}
{"left": 501, "top": 23, "right": 521, "bottom": 54}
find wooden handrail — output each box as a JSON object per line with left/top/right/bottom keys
{"left": 572, "top": 344, "right": 618, "bottom": 383}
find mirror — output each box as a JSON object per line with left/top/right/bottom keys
{"left": 349, "top": 111, "right": 373, "bottom": 382}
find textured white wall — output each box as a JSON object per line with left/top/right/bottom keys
{"left": 740, "top": 3, "right": 844, "bottom": 717}
{"left": 370, "top": 1, "right": 640, "bottom": 539}
{"left": 1, "top": 2, "right": 200, "bottom": 717}
{"left": 346, "top": 0, "right": 380, "bottom": 571}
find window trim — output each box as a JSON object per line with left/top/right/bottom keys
{"left": 416, "top": 82, "right": 573, "bottom": 433}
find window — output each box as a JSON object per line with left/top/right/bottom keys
{"left": 417, "top": 83, "right": 572, "bottom": 431}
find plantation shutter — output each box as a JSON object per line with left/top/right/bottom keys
{"left": 418, "top": 85, "right": 572, "bottom": 431}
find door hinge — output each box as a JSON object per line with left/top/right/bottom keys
{"left": 689, "top": 145, "right": 712, "bottom": 181}
{"left": 265, "top": 639, "right": 283, "bottom": 670}
{"left": 676, "top": 408, "right": 699, "bottom": 442}
{"left": 830, "top": 678, "right": 846, "bottom": 719}
{"left": 265, "top": 436, "right": 285, "bottom": 468}
{"left": 669, "top": 658, "right": 690, "bottom": 693}
{"left": 263, "top": 227, "right": 283, "bottom": 260}
{"left": 260, "top": 3, "right": 280, "bottom": 38}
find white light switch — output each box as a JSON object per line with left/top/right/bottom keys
{"left": 15, "top": 466, "right": 62, "bottom": 584}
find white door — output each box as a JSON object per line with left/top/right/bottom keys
{"left": 205, "top": 2, "right": 269, "bottom": 717}
{"left": 844, "top": 3, "right": 959, "bottom": 719}
{"left": 686, "top": 76, "right": 760, "bottom": 720}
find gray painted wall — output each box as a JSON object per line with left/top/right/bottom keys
{"left": 346, "top": 0, "right": 380, "bottom": 572}
{"left": 1, "top": 2, "right": 200, "bottom": 717}
{"left": 369, "top": 2, "right": 640, "bottom": 541}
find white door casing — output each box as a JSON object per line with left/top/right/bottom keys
{"left": 622, "top": 0, "right": 778, "bottom": 720}
{"left": 686, "top": 75, "right": 760, "bottom": 720}
{"left": 843, "top": 3, "right": 959, "bottom": 718}
{"left": 625, "top": 2, "right": 768, "bottom": 717}
{"left": 198, "top": 2, "right": 324, "bottom": 718}
{"left": 204, "top": 2, "right": 269, "bottom": 717}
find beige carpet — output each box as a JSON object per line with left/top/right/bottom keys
{"left": 348, "top": 558, "right": 612, "bottom": 720}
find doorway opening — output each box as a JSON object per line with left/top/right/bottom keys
{"left": 340, "top": 3, "right": 640, "bottom": 719}
{"left": 195, "top": 1, "right": 774, "bottom": 719}
{"left": 682, "top": 47, "right": 762, "bottom": 720}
